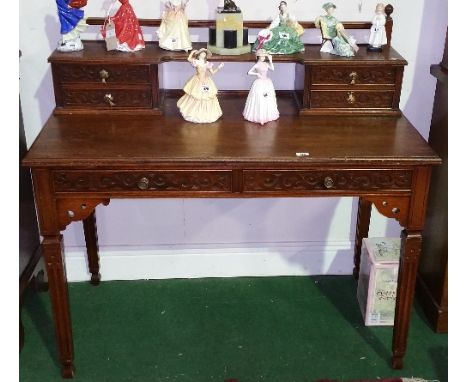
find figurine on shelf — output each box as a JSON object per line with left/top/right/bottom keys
{"left": 252, "top": 1, "right": 305, "bottom": 55}
{"left": 368, "top": 3, "right": 387, "bottom": 52}
{"left": 177, "top": 49, "right": 224, "bottom": 123}
{"left": 315, "top": 2, "right": 359, "bottom": 57}
{"left": 101, "top": 0, "right": 145, "bottom": 52}
{"left": 158, "top": 0, "right": 192, "bottom": 52}
{"left": 243, "top": 49, "right": 279, "bottom": 125}
{"left": 56, "top": 0, "right": 88, "bottom": 52}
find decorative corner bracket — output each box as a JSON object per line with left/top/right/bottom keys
{"left": 56, "top": 198, "right": 110, "bottom": 231}
{"left": 362, "top": 195, "right": 410, "bottom": 228}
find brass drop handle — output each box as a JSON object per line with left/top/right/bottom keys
{"left": 349, "top": 71, "right": 358, "bottom": 85}
{"left": 104, "top": 93, "right": 116, "bottom": 107}
{"left": 137, "top": 177, "right": 150, "bottom": 190}
{"left": 99, "top": 69, "right": 109, "bottom": 83}
{"left": 347, "top": 92, "right": 356, "bottom": 105}
{"left": 324, "top": 176, "right": 334, "bottom": 189}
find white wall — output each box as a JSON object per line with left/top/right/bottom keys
{"left": 19, "top": 0, "right": 447, "bottom": 281}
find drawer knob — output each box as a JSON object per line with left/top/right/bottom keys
{"left": 347, "top": 92, "right": 356, "bottom": 105}
{"left": 324, "top": 176, "right": 334, "bottom": 189}
{"left": 349, "top": 71, "right": 358, "bottom": 85}
{"left": 137, "top": 177, "right": 150, "bottom": 190}
{"left": 99, "top": 69, "right": 109, "bottom": 83}
{"left": 104, "top": 93, "right": 116, "bottom": 107}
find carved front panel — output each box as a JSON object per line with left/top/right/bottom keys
{"left": 62, "top": 88, "right": 152, "bottom": 108}
{"left": 309, "top": 90, "right": 394, "bottom": 109}
{"left": 57, "top": 64, "right": 151, "bottom": 84}
{"left": 243, "top": 170, "right": 412, "bottom": 192}
{"left": 53, "top": 171, "right": 233, "bottom": 193}
{"left": 310, "top": 66, "right": 397, "bottom": 85}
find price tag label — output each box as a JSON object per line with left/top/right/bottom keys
{"left": 105, "top": 22, "right": 118, "bottom": 51}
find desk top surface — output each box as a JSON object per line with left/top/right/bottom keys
{"left": 24, "top": 95, "right": 439, "bottom": 169}
{"left": 48, "top": 41, "right": 407, "bottom": 65}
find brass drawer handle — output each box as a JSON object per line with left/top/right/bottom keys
{"left": 137, "top": 177, "right": 150, "bottom": 190}
{"left": 104, "top": 93, "right": 116, "bottom": 107}
{"left": 349, "top": 71, "right": 358, "bottom": 85}
{"left": 324, "top": 176, "right": 334, "bottom": 189}
{"left": 347, "top": 92, "right": 356, "bottom": 105}
{"left": 99, "top": 69, "right": 109, "bottom": 83}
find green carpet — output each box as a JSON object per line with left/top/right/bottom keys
{"left": 19, "top": 276, "right": 447, "bottom": 382}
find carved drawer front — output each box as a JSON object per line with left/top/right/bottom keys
{"left": 55, "top": 64, "right": 151, "bottom": 84}
{"left": 53, "top": 171, "right": 233, "bottom": 193}
{"left": 310, "top": 66, "right": 397, "bottom": 86}
{"left": 309, "top": 90, "right": 394, "bottom": 109}
{"left": 243, "top": 170, "right": 412, "bottom": 193}
{"left": 62, "top": 87, "right": 152, "bottom": 108}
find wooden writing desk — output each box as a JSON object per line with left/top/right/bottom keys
{"left": 22, "top": 9, "right": 441, "bottom": 374}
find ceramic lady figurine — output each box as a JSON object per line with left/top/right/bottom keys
{"left": 368, "top": 3, "right": 387, "bottom": 52}
{"left": 315, "top": 2, "right": 359, "bottom": 57}
{"left": 252, "top": 1, "right": 305, "bottom": 55}
{"left": 177, "top": 49, "right": 224, "bottom": 123}
{"left": 56, "top": 0, "right": 87, "bottom": 52}
{"left": 101, "top": 0, "right": 145, "bottom": 52}
{"left": 243, "top": 49, "right": 279, "bottom": 125}
{"left": 158, "top": 0, "right": 192, "bottom": 52}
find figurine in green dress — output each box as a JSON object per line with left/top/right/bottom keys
{"left": 315, "top": 2, "right": 359, "bottom": 57}
{"left": 252, "top": 1, "right": 305, "bottom": 55}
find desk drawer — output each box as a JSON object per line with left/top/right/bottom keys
{"left": 53, "top": 171, "right": 233, "bottom": 193}
{"left": 62, "top": 87, "right": 152, "bottom": 109}
{"left": 310, "top": 66, "right": 397, "bottom": 86}
{"left": 243, "top": 170, "right": 412, "bottom": 193}
{"left": 309, "top": 90, "right": 394, "bottom": 109}
{"left": 54, "top": 64, "right": 151, "bottom": 84}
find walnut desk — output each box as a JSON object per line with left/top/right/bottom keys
{"left": 23, "top": 93, "right": 440, "bottom": 378}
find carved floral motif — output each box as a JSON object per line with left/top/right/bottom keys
{"left": 244, "top": 170, "right": 412, "bottom": 191}
{"left": 311, "top": 67, "right": 396, "bottom": 85}
{"left": 62, "top": 88, "right": 152, "bottom": 108}
{"left": 53, "top": 171, "right": 232, "bottom": 193}
{"left": 310, "top": 91, "right": 394, "bottom": 108}
{"left": 58, "top": 64, "right": 151, "bottom": 84}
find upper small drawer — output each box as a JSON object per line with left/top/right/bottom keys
{"left": 310, "top": 66, "right": 397, "bottom": 86}
{"left": 54, "top": 64, "right": 151, "bottom": 84}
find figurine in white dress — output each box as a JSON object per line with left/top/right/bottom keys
{"left": 158, "top": 0, "right": 192, "bottom": 51}
{"left": 243, "top": 49, "right": 280, "bottom": 125}
{"left": 368, "top": 3, "right": 387, "bottom": 51}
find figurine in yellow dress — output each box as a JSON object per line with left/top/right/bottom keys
{"left": 158, "top": 0, "right": 192, "bottom": 51}
{"left": 177, "top": 49, "right": 225, "bottom": 123}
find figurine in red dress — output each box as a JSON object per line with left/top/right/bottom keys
{"left": 102, "top": 0, "right": 145, "bottom": 52}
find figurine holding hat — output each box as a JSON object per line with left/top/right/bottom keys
{"left": 243, "top": 49, "right": 280, "bottom": 125}
{"left": 315, "top": 2, "right": 359, "bottom": 57}
{"left": 177, "top": 49, "right": 225, "bottom": 123}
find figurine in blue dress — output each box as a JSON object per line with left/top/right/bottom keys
{"left": 56, "top": 0, "right": 88, "bottom": 52}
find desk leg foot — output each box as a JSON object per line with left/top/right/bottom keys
{"left": 83, "top": 210, "right": 101, "bottom": 286}
{"left": 392, "top": 229, "right": 422, "bottom": 370}
{"left": 61, "top": 363, "right": 75, "bottom": 379}
{"left": 391, "top": 354, "right": 404, "bottom": 369}
{"left": 353, "top": 197, "right": 372, "bottom": 279}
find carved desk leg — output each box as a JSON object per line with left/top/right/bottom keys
{"left": 353, "top": 197, "right": 372, "bottom": 279}
{"left": 83, "top": 210, "right": 101, "bottom": 285}
{"left": 392, "top": 229, "right": 422, "bottom": 369}
{"left": 32, "top": 169, "right": 75, "bottom": 378}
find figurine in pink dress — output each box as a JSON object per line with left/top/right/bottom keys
{"left": 243, "top": 49, "right": 280, "bottom": 125}
{"left": 101, "top": 0, "right": 145, "bottom": 52}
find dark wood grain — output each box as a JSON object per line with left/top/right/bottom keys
{"left": 83, "top": 210, "right": 101, "bottom": 285}
{"left": 353, "top": 197, "right": 372, "bottom": 279}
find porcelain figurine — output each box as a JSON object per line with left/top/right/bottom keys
{"left": 368, "top": 3, "right": 387, "bottom": 52}
{"left": 158, "top": 0, "right": 192, "bottom": 52}
{"left": 315, "top": 2, "right": 359, "bottom": 57}
{"left": 101, "top": 0, "right": 145, "bottom": 52}
{"left": 243, "top": 49, "right": 279, "bottom": 125}
{"left": 56, "top": 0, "right": 88, "bottom": 52}
{"left": 252, "top": 1, "right": 305, "bottom": 55}
{"left": 177, "top": 49, "right": 224, "bottom": 123}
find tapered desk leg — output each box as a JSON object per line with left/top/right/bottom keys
{"left": 353, "top": 197, "right": 372, "bottom": 279}
{"left": 42, "top": 235, "right": 75, "bottom": 378}
{"left": 82, "top": 210, "right": 101, "bottom": 285}
{"left": 392, "top": 229, "right": 422, "bottom": 369}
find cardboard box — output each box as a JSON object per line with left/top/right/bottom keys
{"left": 357, "top": 237, "right": 401, "bottom": 326}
